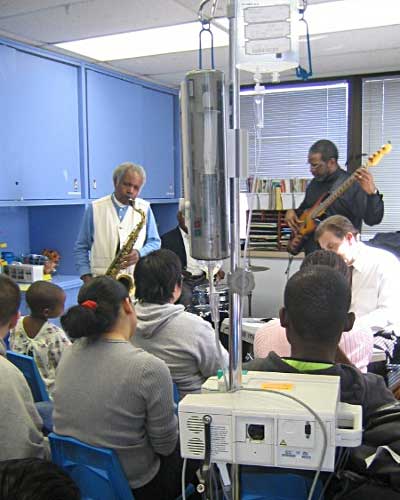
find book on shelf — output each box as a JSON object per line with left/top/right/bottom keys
{"left": 246, "top": 177, "right": 310, "bottom": 210}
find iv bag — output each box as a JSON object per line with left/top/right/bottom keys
{"left": 236, "top": 0, "right": 299, "bottom": 75}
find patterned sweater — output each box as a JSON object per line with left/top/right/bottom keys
{"left": 10, "top": 317, "right": 71, "bottom": 397}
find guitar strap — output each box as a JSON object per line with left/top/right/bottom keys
{"left": 317, "top": 168, "right": 349, "bottom": 220}
{"left": 301, "top": 170, "right": 348, "bottom": 247}
{"left": 329, "top": 168, "right": 348, "bottom": 193}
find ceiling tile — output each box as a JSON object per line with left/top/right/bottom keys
{"left": 0, "top": 0, "right": 195, "bottom": 43}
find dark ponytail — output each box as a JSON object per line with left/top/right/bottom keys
{"left": 61, "top": 276, "right": 128, "bottom": 341}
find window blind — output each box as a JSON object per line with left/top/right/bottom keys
{"left": 362, "top": 76, "right": 400, "bottom": 234}
{"left": 240, "top": 82, "right": 349, "bottom": 185}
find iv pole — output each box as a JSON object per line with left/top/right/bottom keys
{"left": 227, "top": 1, "right": 242, "bottom": 498}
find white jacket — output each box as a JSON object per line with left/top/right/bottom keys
{"left": 91, "top": 195, "right": 148, "bottom": 276}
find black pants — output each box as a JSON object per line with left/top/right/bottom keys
{"left": 132, "top": 447, "right": 200, "bottom": 500}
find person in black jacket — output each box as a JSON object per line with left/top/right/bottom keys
{"left": 161, "top": 203, "right": 224, "bottom": 307}
{"left": 285, "top": 139, "right": 384, "bottom": 254}
{"left": 245, "top": 264, "right": 395, "bottom": 425}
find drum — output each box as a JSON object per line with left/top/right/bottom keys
{"left": 191, "top": 305, "right": 230, "bottom": 330}
{"left": 192, "top": 283, "right": 229, "bottom": 312}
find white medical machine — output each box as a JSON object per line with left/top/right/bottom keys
{"left": 179, "top": 372, "right": 362, "bottom": 472}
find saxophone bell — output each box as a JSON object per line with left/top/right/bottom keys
{"left": 117, "top": 274, "right": 134, "bottom": 293}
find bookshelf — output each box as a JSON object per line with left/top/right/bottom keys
{"left": 247, "top": 210, "right": 290, "bottom": 252}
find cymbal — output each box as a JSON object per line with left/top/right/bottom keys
{"left": 248, "top": 265, "right": 270, "bottom": 272}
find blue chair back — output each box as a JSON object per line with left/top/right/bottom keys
{"left": 6, "top": 350, "right": 50, "bottom": 402}
{"left": 241, "top": 471, "right": 323, "bottom": 500}
{"left": 173, "top": 382, "right": 180, "bottom": 415}
{"left": 173, "top": 383, "right": 180, "bottom": 404}
{"left": 3, "top": 331, "right": 10, "bottom": 350}
{"left": 49, "top": 433, "right": 134, "bottom": 500}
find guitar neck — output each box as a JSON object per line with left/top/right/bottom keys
{"left": 311, "top": 169, "right": 361, "bottom": 218}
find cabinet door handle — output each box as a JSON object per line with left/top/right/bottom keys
{"left": 73, "top": 178, "right": 79, "bottom": 191}
{"left": 92, "top": 179, "right": 97, "bottom": 190}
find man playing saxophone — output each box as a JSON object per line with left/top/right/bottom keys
{"left": 74, "top": 162, "right": 161, "bottom": 284}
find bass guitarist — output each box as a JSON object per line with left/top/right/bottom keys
{"left": 285, "top": 139, "right": 384, "bottom": 254}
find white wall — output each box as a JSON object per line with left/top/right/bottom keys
{"left": 247, "top": 257, "right": 302, "bottom": 318}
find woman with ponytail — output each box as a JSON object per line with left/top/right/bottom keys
{"left": 53, "top": 276, "right": 191, "bottom": 499}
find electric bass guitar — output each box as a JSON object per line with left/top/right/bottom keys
{"left": 287, "top": 143, "right": 392, "bottom": 255}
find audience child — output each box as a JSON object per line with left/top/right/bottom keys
{"left": 0, "top": 275, "right": 45, "bottom": 460}
{"left": 133, "top": 249, "right": 229, "bottom": 398}
{"left": 54, "top": 276, "right": 197, "bottom": 499}
{"left": 10, "top": 280, "right": 71, "bottom": 397}
{"left": 0, "top": 458, "right": 80, "bottom": 500}
{"left": 246, "top": 265, "right": 395, "bottom": 424}
{"left": 253, "top": 250, "right": 373, "bottom": 372}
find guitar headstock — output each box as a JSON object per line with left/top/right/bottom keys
{"left": 366, "top": 142, "right": 392, "bottom": 167}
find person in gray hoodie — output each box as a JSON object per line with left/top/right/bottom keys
{"left": 133, "top": 249, "right": 229, "bottom": 398}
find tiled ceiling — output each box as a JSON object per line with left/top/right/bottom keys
{"left": 0, "top": 0, "right": 399, "bottom": 88}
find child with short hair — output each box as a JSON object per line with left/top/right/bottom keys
{"left": 0, "top": 274, "right": 45, "bottom": 459}
{"left": 10, "top": 280, "right": 71, "bottom": 398}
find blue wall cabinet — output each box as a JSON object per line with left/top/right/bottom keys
{"left": 1, "top": 37, "right": 180, "bottom": 278}
{"left": 0, "top": 45, "right": 22, "bottom": 200}
{"left": 141, "top": 88, "right": 175, "bottom": 199}
{"left": 0, "top": 45, "right": 81, "bottom": 200}
{"left": 86, "top": 70, "right": 144, "bottom": 199}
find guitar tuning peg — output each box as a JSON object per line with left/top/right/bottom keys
{"left": 382, "top": 142, "right": 392, "bottom": 154}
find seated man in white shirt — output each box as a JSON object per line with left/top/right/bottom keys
{"left": 315, "top": 214, "right": 400, "bottom": 359}
{"left": 161, "top": 200, "right": 224, "bottom": 307}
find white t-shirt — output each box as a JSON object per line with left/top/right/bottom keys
{"left": 351, "top": 243, "right": 400, "bottom": 336}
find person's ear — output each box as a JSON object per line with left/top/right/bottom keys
{"left": 327, "top": 158, "right": 337, "bottom": 172}
{"left": 172, "top": 283, "right": 182, "bottom": 303}
{"left": 343, "top": 312, "right": 355, "bottom": 332}
{"left": 279, "top": 307, "right": 288, "bottom": 328}
{"left": 43, "top": 307, "right": 50, "bottom": 319}
{"left": 122, "top": 297, "right": 133, "bottom": 315}
{"left": 9, "top": 311, "right": 20, "bottom": 330}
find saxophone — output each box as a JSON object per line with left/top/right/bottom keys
{"left": 105, "top": 199, "right": 146, "bottom": 291}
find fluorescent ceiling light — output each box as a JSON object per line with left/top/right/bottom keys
{"left": 55, "top": 0, "right": 400, "bottom": 61}
{"left": 241, "top": 82, "right": 348, "bottom": 96}
{"left": 55, "top": 21, "right": 229, "bottom": 61}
